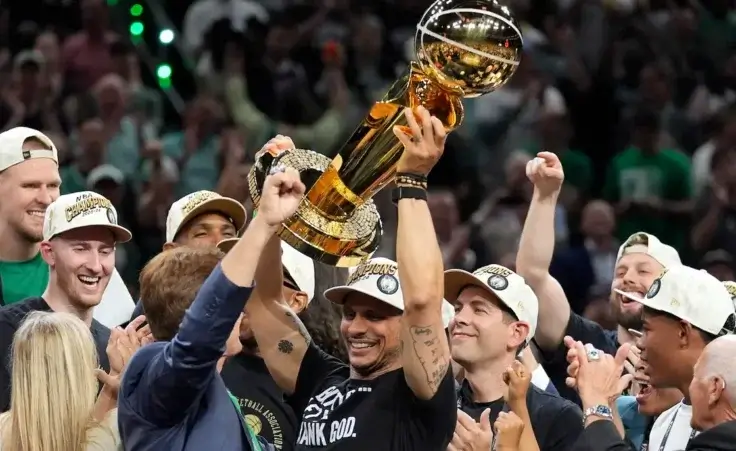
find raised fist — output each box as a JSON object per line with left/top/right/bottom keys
{"left": 525, "top": 151, "right": 564, "bottom": 198}
{"left": 494, "top": 411, "right": 524, "bottom": 450}
{"left": 259, "top": 166, "right": 305, "bottom": 227}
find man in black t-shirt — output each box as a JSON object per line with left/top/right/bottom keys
{"left": 515, "top": 152, "right": 682, "bottom": 403}
{"left": 219, "top": 237, "right": 317, "bottom": 451}
{"left": 0, "top": 191, "right": 132, "bottom": 411}
{"left": 444, "top": 264, "right": 583, "bottom": 451}
{"left": 246, "top": 110, "right": 457, "bottom": 450}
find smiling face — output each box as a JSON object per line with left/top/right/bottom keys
{"left": 340, "top": 292, "right": 402, "bottom": 378}
{"left": 634, "top": 360, "right": 682, "bottom": 415}
{"left": 449, "top": 286, "right": 527, "bottom": 368}
{"left": 611, "top": 248, "right": 664, "bottom": 330}
{"left": 174, "top": 212, "right": 237, "bottom": 249}
{"left": 0, "top": 144, "right": 61, "bottom": 245}
{"left": 41, "top": 227, "right": 116, "bottom": 309}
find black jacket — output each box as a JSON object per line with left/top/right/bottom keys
{"left": 686, "top": 420, "right": 736, "bottom": 450}
{"left": 571, "top": 420, "right": 634, "bottom": 451}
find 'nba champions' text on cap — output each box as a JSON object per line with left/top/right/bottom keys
{"left": 44, "top": 191, "right": 132, "bottom": 243}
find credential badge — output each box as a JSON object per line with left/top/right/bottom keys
{"left": 377, "top": 274, "right": 399, "bottom": 295}
{"left": 487, "top": 274, "right": 508, "bottom": 291}
{"left": 646, "top": 279, "right": 661, "bottom": 299}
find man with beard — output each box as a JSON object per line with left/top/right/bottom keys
{"left": 0, "top": 191, "right": 131, "bottom": 411}
{"left": 516, "top": 152, "right": 681, "bottom": 403}
{"left": 246, "top": 107, "right": 457, "bottom": 450}
{"left": 218, "top": 236, "right": 315, "bottom": 451}
{"left": 445, "top": 264, "right": 583, "bottom": 451}
{"left": 0, "top": 127, "right": 61, "bottom": 305}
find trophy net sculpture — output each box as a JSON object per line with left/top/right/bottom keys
{"left": 249, "top": 0, "right": 523, "bottom": 267}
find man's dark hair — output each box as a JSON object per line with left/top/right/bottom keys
{"left": 642, "top": 306, "right": 728, "bottom": 344}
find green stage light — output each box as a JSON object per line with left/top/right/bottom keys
{"left": 130, "top": 22, "right": 144, "bottom": 36}
{"left": 159, "top": 29, "right": 175, "bottom": 45}
{"left": 130, "top": 4, "right": 143, "bottom": 16}
{"left": 157, "top": 64, "right": 172, "bottom": 80}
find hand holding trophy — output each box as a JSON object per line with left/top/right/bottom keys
{"left": 248, "top": 0, "right": 523, "bottom": 267}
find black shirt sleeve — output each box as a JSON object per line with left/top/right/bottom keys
{"left": 543, "top": 402, "right": 585, "bottom": 451}
{"left": 0, "top": 319, "right": 17, "bottom": 413}
{"left": 571, "top": 420, "right": 635, "bottom": 451}
{"left": 539, "top": 311, "right": 619, "bottom": 405}
{"left": 401, "top": 366, "right": 457, "bottom": 447}
{"left": 286, "top": 344, "right": 349, "bottom": 417}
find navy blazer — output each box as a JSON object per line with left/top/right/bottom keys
{"left": 117, "top": 265, "right": 274, "bottom": 451}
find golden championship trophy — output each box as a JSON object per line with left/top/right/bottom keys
{"left": 249, "top": 0, "right": 523, "bottom": 267}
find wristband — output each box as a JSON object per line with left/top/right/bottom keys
{"left": 391, "top": 186, "right": 427, "bottom": 205}
{"left": 395, "top": 172, "right": 428, "bottom": 190}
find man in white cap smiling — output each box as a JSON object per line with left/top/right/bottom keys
{"left": 515, "top": 152, "right": 682, "bottom": 403}
{"left": 0, "top": 191, "right": 132, "bottom": 412}
{"left": 0, "top": 127, "right": 60, "bottom": 306}
{"left": 127, "top": 189, "right": 247, "bottom": 322}
{"left": 444, "top": 264, "right": 583, "bottom": 451}
{"left": 616, "top": 266, "right": 736, "bottom": 450}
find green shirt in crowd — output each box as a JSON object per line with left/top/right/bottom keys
{"left": 0, "top": 253, "right": 49, "bottom": 306}
{"left": 603, "top": 146, "right": 692, "bottom": 251}
{"left": 524, "top": 147, "right": 594, "bottom": 193}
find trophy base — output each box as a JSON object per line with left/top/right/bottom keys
{"left": 249, "top": 148, "right": 383, "bottom": 268}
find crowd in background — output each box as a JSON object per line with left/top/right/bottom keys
{"left": 1, "top": 0, "right": 736, "bottom": 327}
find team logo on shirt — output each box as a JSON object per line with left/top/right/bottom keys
{"left": 377, "top": 274, "right": 399, "bottom": 295}
{"left": 234, "top": 397, "right": 286, "bottom": 450}
{"left": 297, "top": 384, "right": 372, "bottom": 446}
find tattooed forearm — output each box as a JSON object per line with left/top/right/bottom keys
{"left": 408, "top": 325, "right": 449, "bottom": 392}
{"left": 285, "top": 310, "right": 312, "bottom": 345}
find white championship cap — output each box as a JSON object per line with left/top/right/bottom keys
{"left": 0, "top": 127, "right": 57, "bottom": 172}
{"left": 616, "top": 265, "right": 736, "bottom": 336}
{"left": 325, "top": 257, "right": 455, "bottom": 328}
{"left": 724, "top": 281, "right": 736, "bottom": 310}
{"left": 443, "top": 264, "right": 539, "bottom": 342}
{"left": 616, "top": 232, "right": 681, "bottom": 268}
{"left": 165, "top": 191, "right": 247, "bottom": 243}
{"left": 44, "top": 191, "right": 131, "bottom": 243}
{"left": 218, "top": 238, "right": 316, "bottom": 302}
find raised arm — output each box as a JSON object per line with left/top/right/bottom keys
{"left": 131, "top": 168, "right": 302, "bottom": 422}
{"left": 393, "top": 106, "right": 451, "bottom": 400}
{"left": 515, "top": 152, "right": 571, "bottom": 350}
{"left": 242, "top": 137, "right": 316, "bottom": 395}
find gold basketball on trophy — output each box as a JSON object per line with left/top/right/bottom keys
{"left": 249, "top": 0, "right": 522, "bottom": 267}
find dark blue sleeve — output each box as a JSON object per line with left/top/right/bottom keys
{"left": 129, "top": 264, "right": 253, "bottom": 425}
{"left": 539, "top": 311, "right": 619, "bottom": 406}
{"left": 130, "top": 299, "right": 144, "bottom": 320}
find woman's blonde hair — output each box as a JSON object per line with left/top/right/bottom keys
{"left": 0, "top": 311, "right": 99, "bottom": 451}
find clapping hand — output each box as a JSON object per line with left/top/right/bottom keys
{"left": 447, "top": 409, "right": 492, "bottom": 451}
{"left": 96, "top": 315, "right": 153, "bottom": 394}
{"left": 525, "top": 151, "right": 564, "bottom": 199}
{"left": 503, "top": 359, "right": 531, "bottom": 407}
{"left": 494, "top": 411, "right": 525, "bottom": 450}
{"left": 565, "top": 338, "right": 633, "bottom": 407}
{"left": 393, "top": 106, "right": 447, "bottom": 176}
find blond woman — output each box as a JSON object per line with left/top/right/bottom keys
{"left": 0, "top": 311, "right": 146, "bottom": 451}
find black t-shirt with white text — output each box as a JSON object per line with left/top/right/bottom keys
{"left": 287, "top": 344, "right": 456, "bottom": 450}
{"left": 457, "top": 379, "right": 583, "bottom": 451}
{"left": 221, "top": 353, "right": 298, "bottom": 451}
{"left": 0, "top": 296, "right": 111, "bottom": 412}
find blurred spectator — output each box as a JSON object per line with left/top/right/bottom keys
{"left": 603, "top": 108, "right": 692, "bottom": 250}
{"left": 550, "top": 200, "right": 618, "bottom": 315}
{"left": 183, "top": 0, "right": 268, "bottom": 55}
{"left": 700, "top": 249, "right": 736, "bottom": 282}
{"left": 61, "top": 0, "right": 116, "bottom": 93}
{"left": 692, "top": 147, "right": 736, "bottom": 257}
